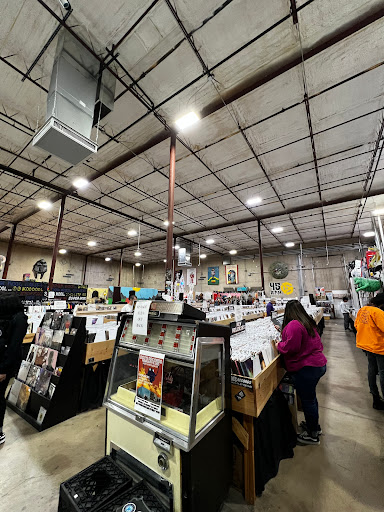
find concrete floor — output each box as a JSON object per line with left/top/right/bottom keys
{"left": 1, "top": 320, "right": 384, "bottom": 511}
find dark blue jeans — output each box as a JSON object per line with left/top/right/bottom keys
{"left": 292, "top": 365, "right": 326, "bottom": 435}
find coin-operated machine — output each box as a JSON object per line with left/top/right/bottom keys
{"left": 104, "top": 301, "right": 231, "bottom": 512}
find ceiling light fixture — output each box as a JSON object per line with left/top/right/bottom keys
{"left": 134, "top": 251, "right": 142, "bottom": 257}
{"left": 105, "top": 257, "right": 111, "bottom": 261}
{"left": 200, "top": 254, "right": 207, "bottom": 259}
{"left": 135, "top": 262, "right": 141, "bottom": 267}
{"left": 128, "top": 229, "right": 137, "bottom": 237}
{"left": 373, "top": 209, "right": 384, "bottom": 216}
{"left": 163, "top": 259, "right": 167, "bottom": 263}
{"left": 246, "top": 196, "right": 262, "bottom": 207}
{"left": 73, "top": 177, "right": 89, "bottom": 189}
{"left": 271, "top": 227, "right": 284, "bottom": 234}
{"left": 206, "top": 239, "right": 215, "bottom": 244}
{"left": 87, "top": 241, "right": 96, "bottom": 247}
{"left": 229, "top": 250, "right": 237, "bottom": 255}
{"left": 163, "top": 220, "right": 175, "bottom": 226}
{"left": 175, "top": 111, "right": 199, "bottom": 131}
{"left": 174, "top": 245, "right": 180, "bottom": 250}
{"left": 58, "top": 249, "right": 67, "bottom": 254}
{"left": 37, "top": 200, "right": 53, "bottom": 210}
{"left": 285, "top": 242, "right": 295, "bottom": 248}
{"left": 363, "top": 231, "right": 375, "bottom": 237}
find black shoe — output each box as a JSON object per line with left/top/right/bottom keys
{"left": 373, "top": 397, "right": 384, "bottom": 410}
{"left": 297, "top": 431, "right": 320, "bottom": 446}
{"left": 300, "top": 421, "right": 322, "bottom": 435}
{"left": 0, "top": 433, "right": 5, "bottom": 445}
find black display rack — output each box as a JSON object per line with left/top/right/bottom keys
{"left": 7, "top": 315, "right": 87, "bottom": 431}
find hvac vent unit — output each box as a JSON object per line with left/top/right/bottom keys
{"left": 32, "top": 31, "right": 99, "bottom": 165}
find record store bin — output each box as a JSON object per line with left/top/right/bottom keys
{"left": 104, "top": 301, "right": 232, "bottom": 512}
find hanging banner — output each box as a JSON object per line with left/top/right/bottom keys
{"left": 135, "top": 350, "right": 165, "bottom": 420}
{"left": 226, "top": 265, "right": 239, "bottom": 285}
{"left": 0, "top": 280, "right": 47, "bottom": 304}
{"left": 208, "top": 266, "right": 219, "bottom": 285}
{"left": 187, "top": 268, "right": 196, "bottom": 286}
{"left": 51, "top": 283, "right": 88, "bottom": 303}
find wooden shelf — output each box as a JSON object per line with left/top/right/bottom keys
{"left": 84, "top": 339, "right": 115, "bottom": 364}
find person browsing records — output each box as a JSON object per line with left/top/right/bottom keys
{"left": 355, "top": 293, "right": 384, "bottom": 410}
{"left": 266, "top": 299, "right": 276, "bottom": 317}
{"left": 121, "top": 291, "right": 137, "bottom": 313}
{"left": 0, "top": 293, "right": 28, "bottom": 445}
{"left": 276, "top": 300, "right": 327, "bottom": 446}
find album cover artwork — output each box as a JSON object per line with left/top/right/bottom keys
{"left": 35, "top": 346, "right": 49, "bottom": 367}
{"left": 16, "top": 384, "right": 31, "bottom": 411}
{"left": 52, "top": 330, "right": 64, "bottom": 350}
{"left": 42, "top": 312, "right": 53, "bottom": 328}
{"left": 61, "top": 346, "right": 70, "bottom": 356}
{"left": 54, "top": 366, "right": 63, "bottom": 377}
{"left": 8, "top": 379, "right": 22, "bottom": 406}
{"left": 43, "top": 349, "right": 58, "bottom": 371}
{"left": 41, "top": 328, "right": 54, "bottom": 348}
{"left": 26, "top": 364, "right": 40, "bottom": 388}
{"left": 34, "top": 327, "right": 43, "bottom": 345}
{"left": 51, "top": 311, "right": 64, "bottom": 330}
{"left": 36, "top": 406, "right": 47, "bottom": 425}
{"left": 17, "top": 360, "right": 31, "bottom": 382}
{"left": 63, "top": 314, "right": 73, "bottom": 334}
{"left": 48, "top": 382, "right": 56, "bottom": 399}
{"left": 35, "top": 368, "right": 52, "bottom": 396}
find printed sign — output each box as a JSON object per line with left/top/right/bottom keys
{"left": 51, "top": 283, "right": 88, "bottom": 303}
{"left": 135, "top": 350, "right": 165, "bottom": 420}
{"left": 132, "top": 300, "right": 152, "bottom": 335}
{"left": 226, "top": 265, "right": 239, "bottom": 285}
{"left": 231, "top": 374, "right": 253, "bottom": 389}
{"left": 270, "top": 282, "right": 282, "bottom": 295}
{"left": 234, "top": 305, "right": 242, "bottom": 322}
{"left": 187, "top": 268, "right": 196, "bottom": 286}
{"left": 0, "top": 280, "right": 47, "bottom": 304}
{"left": 208, "top": 266, "right": 219, "bottom": 285}
{"left": 230, "top": 319, "right": 246, "bottom": 336}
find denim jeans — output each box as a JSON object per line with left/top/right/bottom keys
{"left": 292, "top": 365, "right": 327, "bottom": 435}
{"left": 343, "top": 313, "right": 356, "bottom": 332}
{"left": 366, "top": 351, "right": 384, "bottom": 399}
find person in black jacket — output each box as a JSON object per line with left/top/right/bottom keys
{"left": 0, "top": 293, "right": 28, "bottom": 445}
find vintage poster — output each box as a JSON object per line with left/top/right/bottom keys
{"left": 187, "top": 268, "right": 196, "bottom": 286}
{"left": 208, "top": 266, "right": 219, "bottom": 285}
{"left": 226, "top": 265, "right": 239, "bottom": 285}
{"left": 135, "top": 349, "right": 165, "bottom": 420}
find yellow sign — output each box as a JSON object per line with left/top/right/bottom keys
{"left": 281, "top": 282, "right": 294, "bottom": 295}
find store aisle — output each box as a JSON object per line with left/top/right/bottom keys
{"left": 244, "top": 320, "right": 384, "bottom": 512}
{"left": 1, "top": 321, "right": 383, "bottom": 512}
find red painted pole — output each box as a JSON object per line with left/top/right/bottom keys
{"left": 118, "top": 248, "right": 123, "bottom": 286}
{"left": 258, "top": 220, "right": 265, "bottom": 291}
{"left": 165, "top": 132, "right": 176, "bottom": 289}
{"left": 48, "top": 196, "right": 66, "bottom": 288}
{"left": 2, "top": 224, "right": 17, "bottom": 279}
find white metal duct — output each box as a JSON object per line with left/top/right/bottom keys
{"left": 32, "top": 31, "right": 99, "bottom": 165}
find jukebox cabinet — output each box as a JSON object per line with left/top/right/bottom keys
{"left": 104, "top": 301, "right": 232, "bottom": 512}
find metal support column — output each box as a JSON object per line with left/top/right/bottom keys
{"left": 82, "top": 255, "right": 88, "bottom": 285}
{"left": 2, "top": 224, "right": 17, "bottom": 279}
{"left": 118, "top": 249, "right": 123, "bottom": 286}
{"left": 166, "top": 132, "right": 176, "bottom": 288}
{"left": 257, "top": 220, "right": 265, "bottom": 291}
{"left": 48, "top": 196, "right": 66, "bottom": 288}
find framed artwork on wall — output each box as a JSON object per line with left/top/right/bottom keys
{"left": 208, "top": 266, "right": 219, "bottom": 285}
{"left": 226, "top": 265, "right": 238, "bottom": 285}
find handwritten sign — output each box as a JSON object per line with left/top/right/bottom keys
{"left": 132, "top": 300, "right": 152, "bottom": 335}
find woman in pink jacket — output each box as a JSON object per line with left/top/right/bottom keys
{"left": 277, "top": 300, "right": 327, "bottom": 446}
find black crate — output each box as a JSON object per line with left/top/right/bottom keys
{"left": 58, "top": 456, "right": 132, "bottom": 512}
{"left": 97, "top": 481, "right": 169, "bottom": 512}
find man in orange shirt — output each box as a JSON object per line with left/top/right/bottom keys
{"left": 355, "top": 293, "right": 384, "bottom": 410}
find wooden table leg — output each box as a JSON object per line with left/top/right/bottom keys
{"left": 243, "top": 414, "right": 256, "bottom": 504}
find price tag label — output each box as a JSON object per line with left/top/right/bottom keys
{"left": 132, "top": 300, "right": 152, "bottom": 335}
{"left": 234, "top": 305, "right": 242, "bottom": 323}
